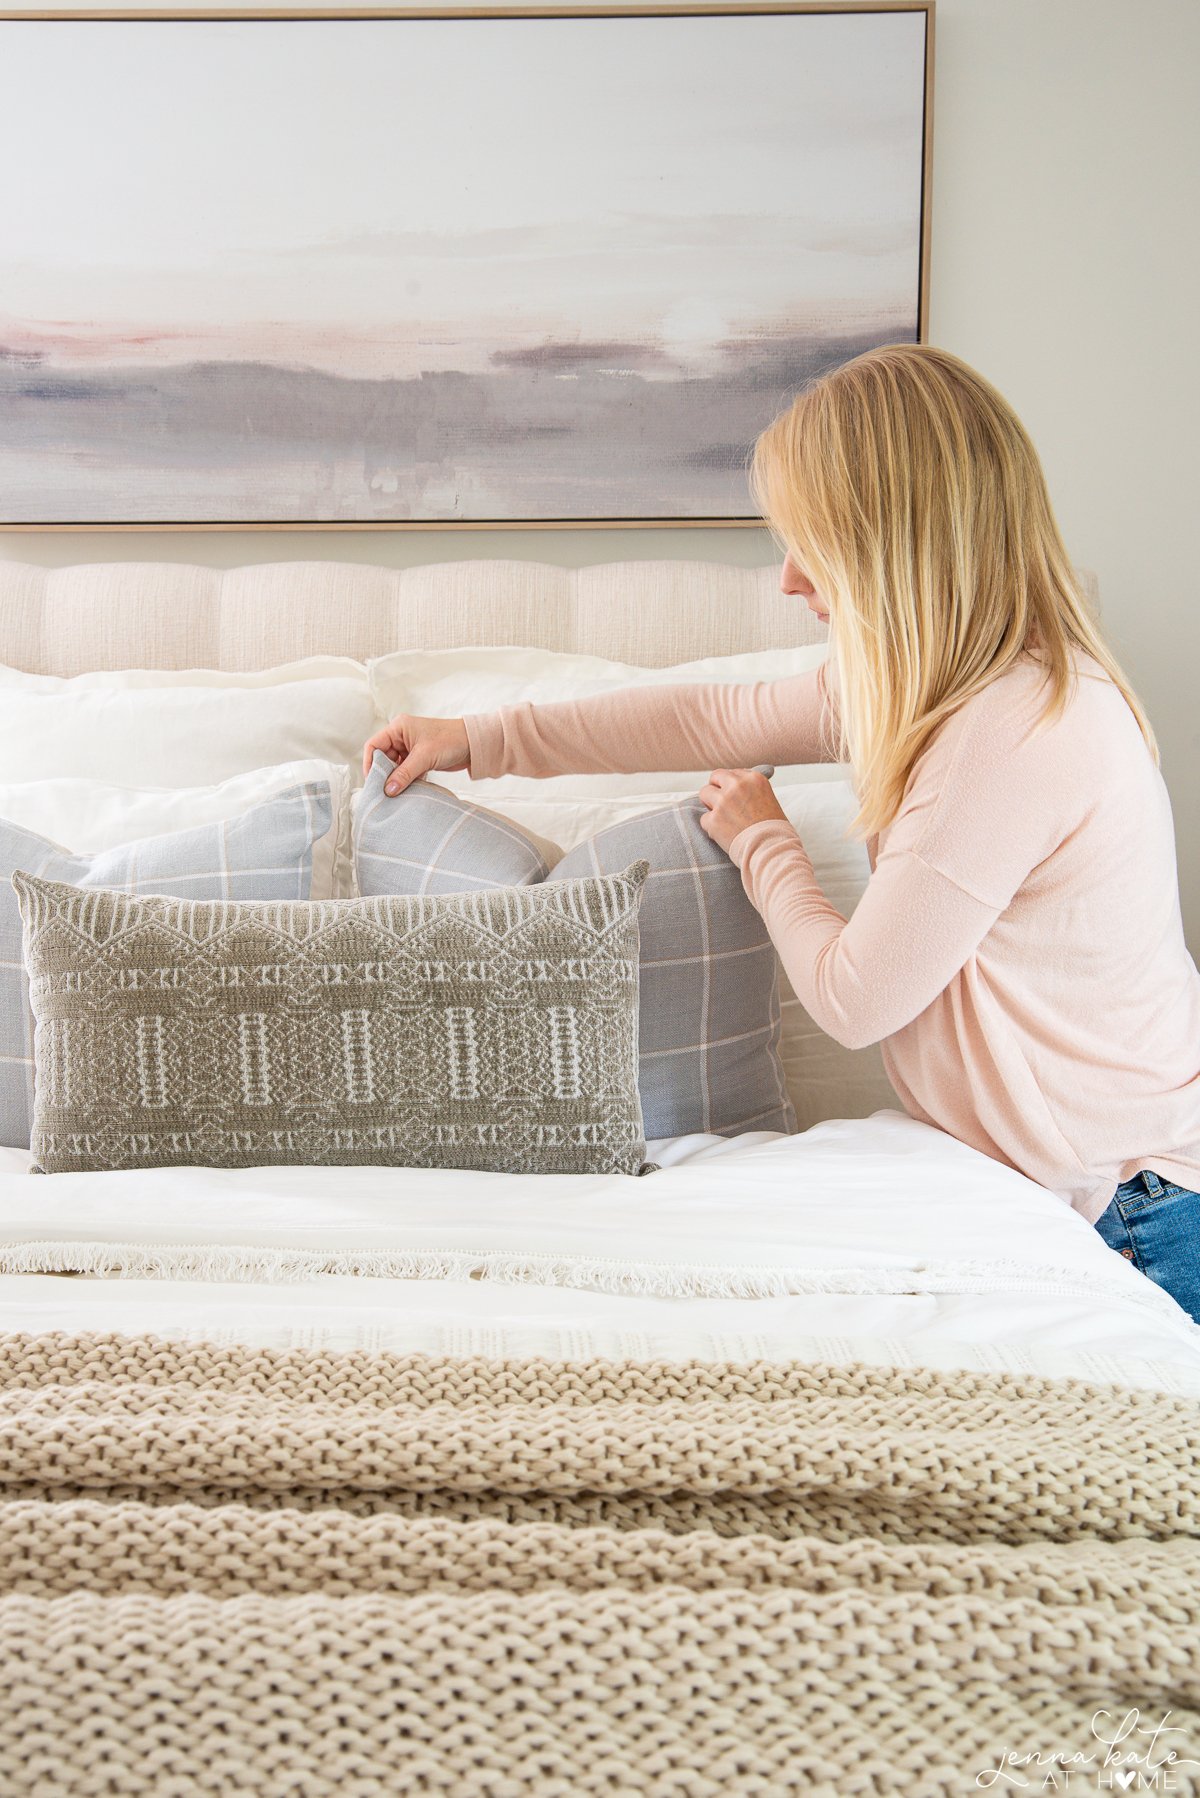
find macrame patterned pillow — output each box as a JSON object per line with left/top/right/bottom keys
{"left": 12, "top": 862, "right": 650, "bottom": 1178}
{"left": 355, "top": 753, "right": 796, "bottom": 1140}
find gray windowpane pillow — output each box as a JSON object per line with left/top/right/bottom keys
{"left": 12, "top": 861, "right": 649, "bottom": 1178}
{"left": 0, "top": 783, "right": 335, "bottom": 1150}
{"left": 356, "top": 753, "right": 795, "bottom": 1140}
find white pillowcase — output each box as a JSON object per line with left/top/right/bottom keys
{"left": 368, "top": 642, "right": 846, "bottom": 798}
{"left": 368, "top": 641, "right": 829, "bottom": 715}
{"left": 0, "top": 760, "right": 356, "bottom": 901}
{"left": 0, "top": 658, "right": 380, "bottom": 788}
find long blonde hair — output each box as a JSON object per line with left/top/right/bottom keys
{"left": 749, "top": 343, "right": 1156, "bottom": 841}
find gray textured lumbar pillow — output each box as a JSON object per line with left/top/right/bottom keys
{"left": 0, "top": 781, "right": 339, "bottom": 1152}
{"left": 12, "top": 862, "right": 649, "bottom": 1178}
{"left": 355, "top": 752, "right": 795, "bottom": 1139}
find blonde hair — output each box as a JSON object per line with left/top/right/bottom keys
{"left": 749, "top": 343, "right": 1156, "bottom": 842}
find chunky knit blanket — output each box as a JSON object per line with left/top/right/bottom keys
{"left": 1, "top": 1332, "right": 1199, "bottom": 1796}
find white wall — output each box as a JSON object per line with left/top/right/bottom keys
{"left": 3, "top": 0, "right": 1198, "bottom": 948}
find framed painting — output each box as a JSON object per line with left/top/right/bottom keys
{"left": 0, "top": 3, "right": 934, "bottom": 530}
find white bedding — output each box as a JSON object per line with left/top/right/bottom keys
{"left": 3, "top": 1110, "right": 1199, "bottom": 1395}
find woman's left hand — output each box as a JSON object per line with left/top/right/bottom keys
{"left": 698, "top": 768, "right": 790, "bottom": 856}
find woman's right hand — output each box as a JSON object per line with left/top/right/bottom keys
{"left": 361, "top": 714, "right": 471, "bottom": 795}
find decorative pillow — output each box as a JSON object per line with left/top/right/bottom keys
{"left": 12, "top": 863, "right": 650, "bottom": 1179}
{"left": 0, "top": 658, "right": 380, "bottom": 787}
{"left": 355, "top": 753, "right": 795, "bottom": 1140}
{"left": 0, "top": 760, "right": 354, "bottom": 897}
{"left": 0, "top": 781, "right": 340, "bottom": 1150}
{"left": 355, "top": 767, "right": 560, "bottom": 897}
{"left": 456, "top": 774, "right": 899, "bottom": 1133}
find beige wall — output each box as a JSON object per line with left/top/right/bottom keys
{"left": 4, "top": 0, "right": 1198, "bottom": 948}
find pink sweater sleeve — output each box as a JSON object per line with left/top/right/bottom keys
{"left": 727, "top": 822, "right": 1002, "bottom": 1051}
{"left": 464, "top": 660, "right": 842, "bottom": 779}
{"left": 728, "top": 668, "right": 1084, "bottom": 1050}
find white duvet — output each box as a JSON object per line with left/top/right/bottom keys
{"left": 2, "top": 1109, "right": 1199, "bottom": 1396}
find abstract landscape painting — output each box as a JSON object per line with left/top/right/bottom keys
{"left": 0, "top": 6, "right": 931, "bottom": 527}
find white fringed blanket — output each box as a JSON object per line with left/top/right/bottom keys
{"left": 1, "top": 1332, "right": 1199, "bottom": 1796}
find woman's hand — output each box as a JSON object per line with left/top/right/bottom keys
{"left": 698, "top": 768, "right": 789, "bottom": 855}
{"left": 361, "top": 714, "right": 471, "bottom": 795}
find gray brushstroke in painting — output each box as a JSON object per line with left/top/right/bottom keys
{"left": 0, "top": 324, "right": 912, "bottom": 523}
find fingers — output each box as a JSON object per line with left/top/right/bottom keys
{"left": 701, "top": 769, "right": 757, "bottom": 806}
{"left": 361, "top": 726, "right": 402, "bottom": 779}
{"left": 700, "top": 770, "right": 736, "bottom": 808}
{"left": 383, "top": 752, "right": 433, "bottom": 797}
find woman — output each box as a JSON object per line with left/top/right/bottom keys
{"left": 364, "top": 343, "right": 1200, "bottom": 1322}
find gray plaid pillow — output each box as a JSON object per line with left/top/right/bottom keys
{"left": 356, "top": 753, "right": 795, "bottom": 1140}
{"left": 355, "top": 767, "right": 557, "bottom": 894}
{"left": 13, "top": 862, "right": 649, "bottom": 1177}
{"left": 0, "top": 782, "right": 335, "bottom": 1149}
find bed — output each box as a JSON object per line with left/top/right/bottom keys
{"left": 0, "top": 556, "right": 1196, "bottom": 1796}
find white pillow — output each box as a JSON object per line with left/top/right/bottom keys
{"left": 418, "top": 769, "right": 898, "bottom": 1132}
{"left": 0, "top": 760, "right": 356, "bottom": 900}
{"left": 0, "top": 659, "right": 380, "bottom": 789}
{"left": 367, "top": 642, "right": 845, "bottom": 798}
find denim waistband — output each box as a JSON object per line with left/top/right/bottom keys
{"left": 1118, "top": 1169, "right": 1167, "bottom": 1199}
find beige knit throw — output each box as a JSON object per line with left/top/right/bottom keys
{"left": 1, "top": 1332, "right": 1198, "bottom": 1796}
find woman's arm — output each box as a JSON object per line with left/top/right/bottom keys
{"left": 727, "top": 821, "right": 1001, "bottom": 1051}
{"left": 725, "top": 673, "right": 1079, "bottom": 1049}
{"left": 464, "top": 661, "right": 842, "bottom": 781}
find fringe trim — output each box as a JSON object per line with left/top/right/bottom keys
{"left": 0, "top": 1238, "right": 1193, "bottom": 1318}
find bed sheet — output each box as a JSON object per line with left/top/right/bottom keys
{"left": 3, "top": 1110, "right": 1198, "bottom": 1395}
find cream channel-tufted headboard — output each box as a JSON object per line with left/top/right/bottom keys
{"left": 0, "top": 559, "right": 829, "bottom": 677}
{"left": 0, "top": 558, "right": 1099, "bottom": 678}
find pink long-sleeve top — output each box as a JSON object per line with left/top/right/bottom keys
{"left": 464, "top": 649, "right": 1200, "bottom": 1222}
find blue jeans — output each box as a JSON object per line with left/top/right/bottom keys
{"left": 1094, "top": 1169, "right": 1200, "bottom": 1324}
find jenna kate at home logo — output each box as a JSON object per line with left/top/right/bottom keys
{"left": 975, "top": 1710, "right": 1198, "bottom": 1790}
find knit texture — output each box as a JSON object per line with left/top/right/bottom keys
{"left": 1, "top": 1332, "right": 1198, "bottom": 1795}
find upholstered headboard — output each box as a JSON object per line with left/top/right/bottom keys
{"left": 0, "top": 558, "right": 1099, "bottom": 677}
{"left": 0, "top": 559, "right": 827, "bottom": 676}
